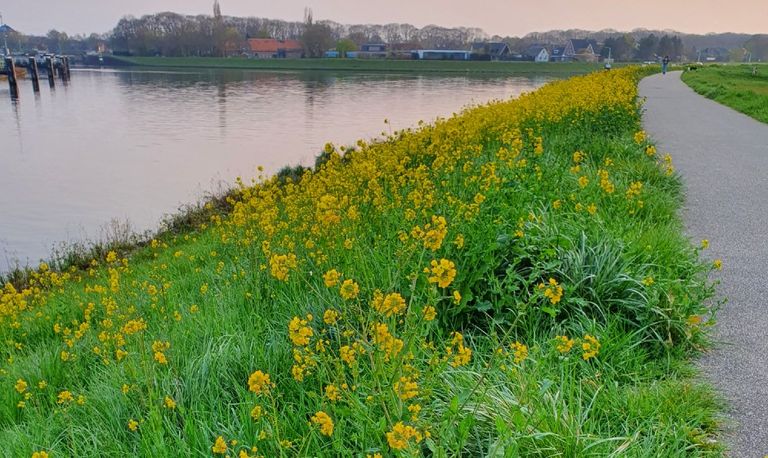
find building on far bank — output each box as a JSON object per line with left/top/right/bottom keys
{"left": 357, "top": 43, "right": 388, "bottom": 58}
{"left": 523, "top": 45, "right": 550, "bottom": 62}
{"left": 549, "top": 46, "right": 571, "bottom": 62}
{"left": 470, "top": 42, "right": 512, "bottom": 61}
{"left": 247, "top": 38, "right": 303, "bottom": 59}
{"left": 565, "top": 39, "right": 600, "bottom": 62}
{"left": 412, "top": 49, "right": 471, "bottom": 60}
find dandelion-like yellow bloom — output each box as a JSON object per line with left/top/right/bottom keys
{"left": 127, "top": 418, "right": 139, "bottom": 432}
{"left": 311, "top": 411, "right": 334, "bottom": 436}
{"left": 31, "top": 451, "right": 49, "bottom": 458}
{"left": 634, "top": 130, "right": 647, "bottom": 144}
{"left": 248, "top": 370, "right": 272, "bottom": 395}
{"left": 578, "top": 176, "right": 589, "bottom": 188}
{"left": 339, "top": 279, "right": 360, "bottom": 300}
{"left": 713, "top": 259, "right": 722, "bottom": 270}
{"left": 426, "top": 259, "right": 457, "bottom": 288}
{"left": 212, "top": 436, "right": 228, "bottom": 454}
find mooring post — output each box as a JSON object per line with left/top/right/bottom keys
{"left": 4, "top": 56, "right": 19, "bottom": 99}
{"left": 64, "top": 56, "right": 71, "bottom": 80}
{"left": 29, "top": 56, "right": 40, "bottom": 92}
{"left": 57, "top": 56, "right": 66, "bottom": 82}
{"left": 46, "top": 56, "right": 55, "bottom": 88}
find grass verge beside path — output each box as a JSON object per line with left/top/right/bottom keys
{"left": 1, "top": 68, "right": 722, "bottom": 456}
{"left": 110, "top": 55, "right": 613, "bottom": 75}
{"left": 682, "top": 64, "right": 768, "bottom": 123}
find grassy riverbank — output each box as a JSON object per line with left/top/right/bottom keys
{"left": 682, "top": 64, "right": 768, "bottom": 123}
{"left": 1, "top": 68, "right": 722, "bottom": 456}
{"left": 110, "top": 55, "right": 614, "bottom": 75}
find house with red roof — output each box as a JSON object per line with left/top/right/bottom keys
{"left": 247, "top": 38, "right": 304, "bottom": 59}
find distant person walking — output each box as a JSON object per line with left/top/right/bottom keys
{"left": 662, "top": 55, "right": 670, "bottom": 75}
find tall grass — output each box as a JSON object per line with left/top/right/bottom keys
{"left": 0, "top": 67, "right": 722, "bottom": 457}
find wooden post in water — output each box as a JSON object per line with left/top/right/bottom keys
{"left": 29, "top": 57, "right": 40, "bottom": 92}
{"left": 64, "top": 56, "right": 71, "bottom": 80}
{"left": 58, "top": 56, "right": 66, "bottom": 82}
{"left": 46, "top": 56, "right": 55, "bottom": 88}
{"left": 4, "top": 57, "right": 19, "bottom": 99}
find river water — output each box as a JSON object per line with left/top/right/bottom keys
{"left": 0, "top": 68, "right": 554, "bottom": 271}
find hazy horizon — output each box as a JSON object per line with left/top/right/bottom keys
{"left": 3, "top": 0, "right": 767, "bottom": 37}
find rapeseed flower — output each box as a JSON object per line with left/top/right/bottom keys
{"left": 339, "top": 279, "right": 360, "bottom": 300}
{"left": 248, "top": 370, "right": 272, "bottom": 394}
{"left": 426, "top": 259, "right": 457, "bottom": 288}
{"left": 311, "top": 411, "right": 334, "bottom": 436}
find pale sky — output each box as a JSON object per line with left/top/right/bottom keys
{"left": 3, "top": 0, "right": 767, "bottom": 37}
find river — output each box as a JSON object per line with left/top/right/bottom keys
{"left": 0, "top": 67, "right": 555, "bottom": 271}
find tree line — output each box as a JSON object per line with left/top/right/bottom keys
{"left": 3, "top": 10, "right": 767, "bottom": 61}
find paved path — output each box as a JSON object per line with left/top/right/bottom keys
{"left": 640, "top": 72, "right": 768, "bottom": 457}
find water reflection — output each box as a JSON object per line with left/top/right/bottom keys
{"left": 0, "top": 68, "right": 554, "bottom": 271}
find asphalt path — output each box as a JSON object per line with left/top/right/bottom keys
{"left": 640, "top": 71, "right": 768, "bottom": 457}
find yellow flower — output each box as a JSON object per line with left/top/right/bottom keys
{"left": 642, "top": 276, "right": 654, "bottom": 286}
{"left": 578, "top": 176, "right": 589, "bottom": 188}
{"left": 269, "top": 253, "right": 298, "bottom": 281}
{"left": 422, "top": 305, "right": 437, "bottom": 321}
{"left": 154, "top": 351, "right": 168, "bottom": 365}
{"left": 339, "top": 345, "right": 357, "bottom": 365}
{"left": 555, "top": 335, "right": 574, "bottom": 353}
{"left": 288, "top": 316, "right": 313, "bottom": 346}
{"left": 426, "top": 258, "right": 457, "bottom": 288}
{"left": 212, "top": 435, "right": 228, "bottom": 454}
{"left": 323, "top": 309, "right": 340, "bottom": 325}
{"left": 128, "top": 418, "right": 139, "bottom": 432}
{"left": 339, "top": 279, "right": 360, "bottom": 300}
{"left": 538, "top": 278, "right": 563, "bottom": 305}
{"left": 701, "top": 239, "right": 709, "bottom": 249}
{"left": 373, "top": 292, "right": 407, "bottom": 317}
{"left": 106, "top": 250, "right": 118, "bottom": 263}
{"left": 713, "top": 259, "right": 722, "bottom": 270}
{"left": 250, "top": 405, "right": 263, "bottom": 420}
{"left": 325, "top": 384, "right": 341, "bottom": 402}
{"left": 164, "top": 396, "right": 176, "bottom": 409}
{"left": 248, "top": 370, "right": 272, "bottom": 395}
{"left": 394, "top": 376, "right": 419, "bottom": 400}
{"left": 386, "top": 422, "right": 423, "bottom": 450}
{"left": 14, "top": 379, "right": 27, "bottom": 394}
{"left": 323, "top": 269, "right": 341, "bottom": 287}
{"left": 408, "top": 403, "right": 422, "bottom": 421}
{"left": 311, "top": 411, "right": 334, "bottom": 436}
{"left": 582, "top": 334, "right": 601, "bottom": 361}
{"left": 510, "top": 341, "right": 528, "bottom": 364}
{"left": 634, "top": 130, "right": 647, "bottom": 144}
{"left": 453, "top": 290, "right": 461, "bottom": 304}
{"left": 31, "top": 451, "right": 50, "bottom": 458}
{"left": 57, "top": 390, "right": 74, "bottom": 404}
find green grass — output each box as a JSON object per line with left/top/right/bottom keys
{"left": 682, "top": 64, "right": 768, "bottom": 123}
{"left": 0, "top": 68, "right": 723, "bottom": 456}
{"left": 110, "top": 55, "right": 617, "bottom": 75}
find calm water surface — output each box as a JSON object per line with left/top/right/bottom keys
{"left": 0, "top": 68, "right": 554, "bottom": 270}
